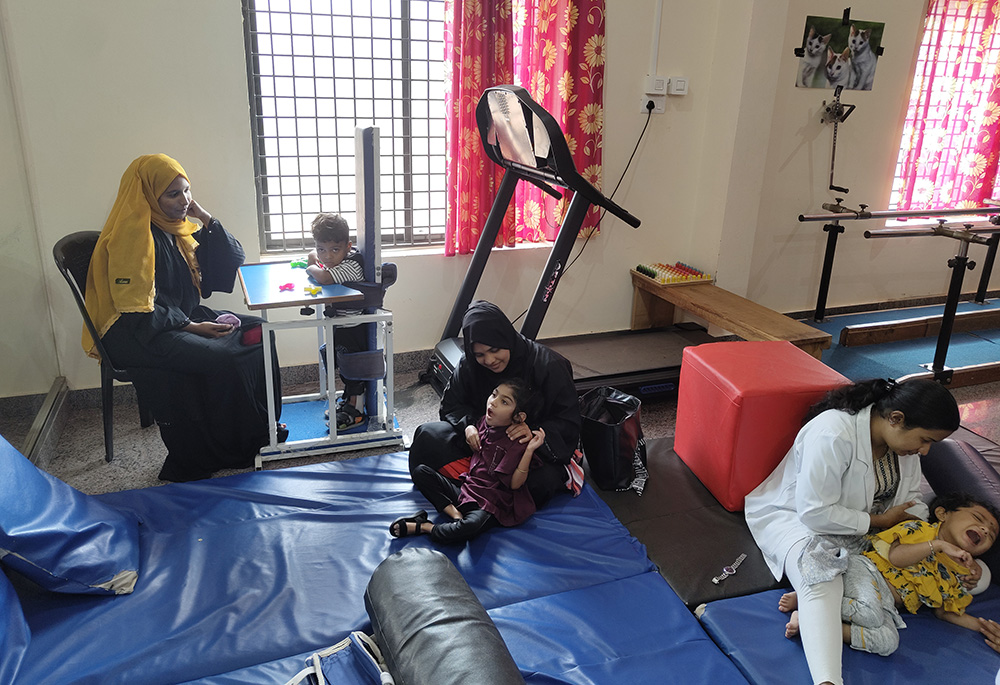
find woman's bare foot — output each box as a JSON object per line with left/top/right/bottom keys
{"left": 778, "top": 591, "right": 798, "bottom": 613}
{"left": 785, "top": 610, "right": 800, "bottom": 639}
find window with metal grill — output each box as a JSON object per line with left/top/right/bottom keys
{"left": 891, "top": 0, "right": 1000, "bottom": 211}
{"left": 242, "top": 0, "right": 446, "bottom": 252}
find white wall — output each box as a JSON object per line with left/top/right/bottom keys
{"left": 749, "top": 1, "right": 954, "bottom": 312}
{"left": 0, "top": 0, "right": 953, "bottom": 398}
{"left": 0, "top": 4, "right": 58, "bottom": 396}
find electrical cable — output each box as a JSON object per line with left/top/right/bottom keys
{"left": 511, "top": 104, "right": 654, "bottom": 326}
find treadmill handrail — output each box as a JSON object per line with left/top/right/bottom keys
{"left": 477, "top": 85, "right": 640, "bottom": 228}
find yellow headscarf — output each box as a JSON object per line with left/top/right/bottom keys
{"left": 82, "top": 154, "right": 201, "bottom": 357}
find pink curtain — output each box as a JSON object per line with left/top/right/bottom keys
{"left": 443, "top": 0, "right": 606, "bottom": 255}
{"left": 893, "top": 0, "right": 1000, "bottom": 210}
{"left": 443, "top": 0, "right": 514, "bottom": 256}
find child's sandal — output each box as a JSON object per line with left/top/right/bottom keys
{"left": 335, "top": 404, "right": 365, "bottom": 430}
{"left": 324, "top": 396, "right": 352, "bottom": 420}
{"left": 389, "top": 510, "right": 428, "bottom": 538}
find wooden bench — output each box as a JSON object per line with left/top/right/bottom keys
{"left": 630, "top": 270, "right": 832, "bottom": 359}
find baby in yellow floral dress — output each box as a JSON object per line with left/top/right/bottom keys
{"left": 781, "top": 492, "right": 1000, "bottom": 656}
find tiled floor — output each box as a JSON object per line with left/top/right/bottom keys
{"left": 26, "top": 362, "right": 680, "bottom": 495}
{"left": 10, "top": 352, "right": 1000, "bottom": 496}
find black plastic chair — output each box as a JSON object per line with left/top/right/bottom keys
{"left": 52, "top": 231, "right": 154, "bottom": 462}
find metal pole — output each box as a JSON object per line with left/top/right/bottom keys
{"left": 864, "top": 225, "right": 1000, "bottom": 239}
{"left": 799, "top": 206, "right": 1000, "bottom": 223}
{"left": 520, "top": 193, "right": 591, "bottom": 340}
{"left": 932, "top": 244, "right": 971, "bottom": 376}
{"left": 976, "top": 234, "right": 1000, "bottom": 303}
{"left": 438, "top": 169, "right": 520, "bottom": 341}
{"left": 814, "top": 222, "right": 844, "bottom": 321}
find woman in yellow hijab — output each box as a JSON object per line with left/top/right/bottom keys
{"left": 87, "top": 154, "right": 282, "bottom": 481}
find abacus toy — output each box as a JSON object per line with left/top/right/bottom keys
{"left": 634, "top": 262, "right": 713, "bottom": 285}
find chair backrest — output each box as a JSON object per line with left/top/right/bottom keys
{"left": 52, "top": 231, "right": 119, "bottom": 370}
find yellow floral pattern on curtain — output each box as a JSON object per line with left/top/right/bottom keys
{"left": 443, "top": 0, "right": 514, "bottom": 256}
{"left": 444, "top": 0, "right": 606, "bottom": 255}
{"left": 892, "top": 0, "right": 1000, "bottom": 210}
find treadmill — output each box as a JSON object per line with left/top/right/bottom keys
{"left": 425, "top": 85, "right": 709, "bottom": 398}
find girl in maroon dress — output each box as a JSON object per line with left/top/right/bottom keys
{"left": 392, "top": 378, "right": 543, "bottom": 543}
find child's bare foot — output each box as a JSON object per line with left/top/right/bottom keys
{"left": 785, "top": 610, "right": 800, "bottom": 639}
{"left": 778, "top": 591, "right": 798, "bottom": 613}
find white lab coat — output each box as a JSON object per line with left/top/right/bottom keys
{"left": 745, "top": 405, "right": 928, "bottom": 580}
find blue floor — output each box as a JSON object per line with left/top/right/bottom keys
{"left": 809, "top": 300, "right": 1000, "bottom": 380}
{"left": 281, "top": 399, "right": 380, "bottom": 441}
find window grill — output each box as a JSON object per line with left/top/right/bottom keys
{"left": 242, "top": 0, "right": 447, "bottom": 251}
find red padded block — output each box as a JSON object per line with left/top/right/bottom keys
{"left": 674, "top": 341, "right": 848, "bottom": 511}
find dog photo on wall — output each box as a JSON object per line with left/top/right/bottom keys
{"left": 796, "top": 16, "right": 884, "bottom": 91}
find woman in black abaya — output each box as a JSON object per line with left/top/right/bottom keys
{"left": 409, "top": 300, "right": 581, "bottom": 507}
{"left": 84, "top": 154, "right": 281, "bottom": 481}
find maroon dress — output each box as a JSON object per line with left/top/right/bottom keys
{"left": 459, "top": 419, "right": 539, "bottom": 527}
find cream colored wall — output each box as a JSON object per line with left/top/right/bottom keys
{"left": 0, "top": 0, "right": 942, "bottom": 398}
{"left": 1, "top": 0, "right": 266, "bottom": 396}
{"left": 0, "top": 5, "right": 58, "bottom": 397}
{"left": 748, "top": 2, "right": 950, "bottom": 312}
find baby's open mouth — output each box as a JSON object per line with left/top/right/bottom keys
{"left": 968, "top": 529, "right": 982, "bottom": 546}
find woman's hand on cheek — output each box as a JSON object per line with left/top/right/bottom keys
{"left": 506, "top": 422, "right": 533, "bottom": 444}
{"left": 187, "top": 199, "right": 212, "bottom": 225}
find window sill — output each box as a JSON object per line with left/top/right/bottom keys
{"left": 259, "top": 239, "right": 553, "bottom": 262}
{"left": 383, "top": 240, "right": 552, "bottom": 259}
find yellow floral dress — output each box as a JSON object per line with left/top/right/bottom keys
{"left": 863, "top": 519, "right": 972, "bottom": 615}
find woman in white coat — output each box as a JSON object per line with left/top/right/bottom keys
{"left": 745, "top": 378, "right": 959, "bottom": 685}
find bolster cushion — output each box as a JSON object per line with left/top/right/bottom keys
{"left": 364, "top": 547, "right": 524, "bottom": 685}
{"left": 921, "top": 439, "right": 1000, "bottom": 580}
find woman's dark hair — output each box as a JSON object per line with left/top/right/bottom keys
{"left": 500, "top": 377, "right": 539, "bottom": 418}
{"left": 928, "top": 492, "right": 1000, "bottom": 524}
{"left": 803, "top": 377, "right": 959, "bottom": 431}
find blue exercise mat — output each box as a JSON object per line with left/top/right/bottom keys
{"left": 12, "top": 451, "right": 692, "bottom": 684}
{"left": 700, "top": 586, "right": 1000, "bottom": 685}
{"left": 493, "top": 571, "right": 750, "bottom": 684}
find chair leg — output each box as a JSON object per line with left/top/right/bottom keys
{"left": 101, "top": 367, "right": 114, "bottom": 463}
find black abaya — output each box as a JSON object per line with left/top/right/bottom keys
{"left": 409, "top": 301, "right": 581, "bottom": 507}
{"left": 101, "top": 223, "right": 280, "bottom": 480}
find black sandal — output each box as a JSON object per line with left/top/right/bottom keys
{"left": 336, "top": 404, "right": 365, "bottom": 431}
{"left": 276, "top": 422, "right": 289, "bottom": 443}
{"left": 323, "top": 397, "right": 353, "bottom": 420}
{"left": 389, "top": 510, "right": 428, "bottom": 538}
